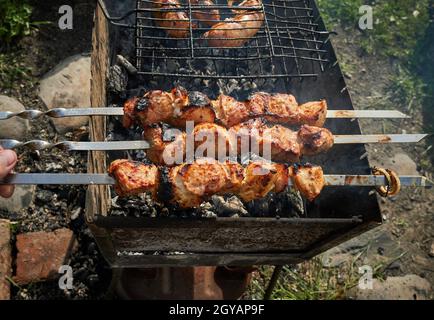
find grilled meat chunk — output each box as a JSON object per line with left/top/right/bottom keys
{"left": 108, "top": 160, "right": 325, "bottom": 208}
{"left": 143, "top": 124, "right": 187, "bottom": 165}
{"left": 289, "top": 164, "right": 325, "bottom": 202}
{"left": 126, "top": 88, "right": 215, "bottom": 128}
{"left": 190, "top": 0, "right": 221, "bottom": 27}
{"left": 170, "top": 159, "right": 244, "bottom": 208}
{"left": 154, "top": 0, "right": 193, "bottom": 38}
{"left": 123, "top": 88, "right": 327, "bottom": 129}
{"left": 238, "top": 161, "right": 289, "bottom": 202}
{"left": 122, "top": 97, "right": 140, "bottom": 128}
{"left": 203, "top": 0, "right": 264, "bottom": 48}
{"left": 108, "top": 159, "right": 160, "bottom": 197}
{"left": 297, "top": 124, "right": 334, "bottom": 156}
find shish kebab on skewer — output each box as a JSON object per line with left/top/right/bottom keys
{"left": 109, "top": 159, "right": 325, "bottom": 208}
{"left": 0, "top": 87, "right": 409, "bottom": 123}
{"left": 109, "top": 159, "right": 430, "bottom": 207}
{"left": 122, "top": 87, "right": 408, "bottom": 128}
{"left": 144, "top": 119, "right": 334, "bottom": 165}
{"left": 1, "top": 88, "right": 424, "bottom": 153}
{"left": 0, "top": 130, "right": 427, "bottom": 152}
{"left": 1, "top": 159, "right": 431, "bottom": 209}
{"left": 1, "top": 168, "right": 431, "bottom": 204}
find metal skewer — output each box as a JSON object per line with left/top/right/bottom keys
{"left": 1, "top": 173, "right": 431, "bottom": 188}
{"left": 0, "top": 108, "right": 409, "bottom": 121}
{"left": 0, "top": 140, "right": 150, "bottom": 151}
{"left": 0, "top": 134, "right": 427, "bottom": 151}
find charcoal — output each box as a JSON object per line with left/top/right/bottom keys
{"left": 108, "top": 65, "right": 128, "bottom": 95}
{"left": 211, "top": 196, "right": 248, "bottom": 217}
{"left": 116, "top": 55, "right": 137, "bottom": 75}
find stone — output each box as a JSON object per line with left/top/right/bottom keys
{"left": 321, "top": 252, "right": 353, "bottom": 268}
{"left": 0, "top": 95, "right": 30, "bottom": 140}
{"left": 412, "top": 254, "right": 434, "bottom": 272}
{"left": 39, "top": 55, "right": 90, "bottom": 134}
{"left": 14, "top": 228, "right": 77, "bottom": 285}
{"left": 347, "top": 275, "right": 432, "bottom": 300}
{"left": 0, "top": 185, "right": 35, "bottom": 213}
{"left": 321, "top": 226, "right": 403, "bottom": 268}
{"left": 0, "top": 219, "right": 11, "bottom": 300}
{"left": 370, "top": 153, "right": 419, "bottom": 175}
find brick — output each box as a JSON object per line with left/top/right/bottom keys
{"left": 15, "top": 228, "right": 77, "bottom": 285}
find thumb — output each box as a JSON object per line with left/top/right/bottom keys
{"left": 0, "top": 149, "right": 17, "bottom": 179}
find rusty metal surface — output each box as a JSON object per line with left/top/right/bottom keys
{"left": 97, "top": 217, "right": 362, "bottom": 253}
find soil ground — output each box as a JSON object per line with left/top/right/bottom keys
{"left": 331, "top": 25, "right": 434, "bottom": 287}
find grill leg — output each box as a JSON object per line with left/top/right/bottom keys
{"left": 113, "top": 266, "right": 255, "bottom": 300}
{"left": 263, "top": 265, "right": 284, "bottom": 300}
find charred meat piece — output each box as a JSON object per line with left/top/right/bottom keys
{"left": 123, "top": 89, "right": 328, "bottom": 129}
{"left": 298, "top": 100, "right": 328, "bottom": 128}
{"left": 203, "top": 0, "right": 264, "bottom": 48}
{"left": 169, "top": 91, "right": 216, "bottom": 128}
{"left": 125, "top": 87, "right": 215, "bottom": 129}
{"left": 108, "top": 160, "right": 325, "bottom": 208}
{"left": 122, "top": 97, "right": 140, "bottom": 128}
{"left": 143, "top": 119, "right": 334, "bottom": 165}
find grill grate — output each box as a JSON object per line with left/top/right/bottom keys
{"left": 133, "top": 0, "right": 331, "bottom": 80}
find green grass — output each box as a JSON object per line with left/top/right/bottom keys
{"left": 362, "top": 0, "right": 430, "bottom": 60}
{"left": 247, "top": 258, "right": 360, "bottom": 300}
{"left": 247, "top": 244, "right": 409, "bottom": 300}
{"left": 388, "top": 65, "right": 427, "bottom": 109}
{"left": 317, "top": 0, "right": 363, "bottom": 30}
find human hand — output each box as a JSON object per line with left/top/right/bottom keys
{"left": 0, "top": 147, "right": 17, "bottom": 198}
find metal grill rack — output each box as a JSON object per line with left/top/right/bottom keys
{"left": 136, "top": 0, "right": 330, "bottom": 79}
{"left": 99, "top": 0, "right": 331, "bottom": 80}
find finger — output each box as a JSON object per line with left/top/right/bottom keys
{"left": 0, "top": 185, "right": 15, "bottom": 198}
{"left": 0, "top": 149, "right": 18, "bottom": 179}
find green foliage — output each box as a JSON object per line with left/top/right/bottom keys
{"left": 317, "top": 0, "right": 364, "bottom": 30}
{"left": 0, "top": 0, "right": 33, "bottom": 45}
{"left": 361, "top": 0, "right": 430, "bottom": 60}
{"left": 317, "top": 0, "right": 431, "bottom": 60}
